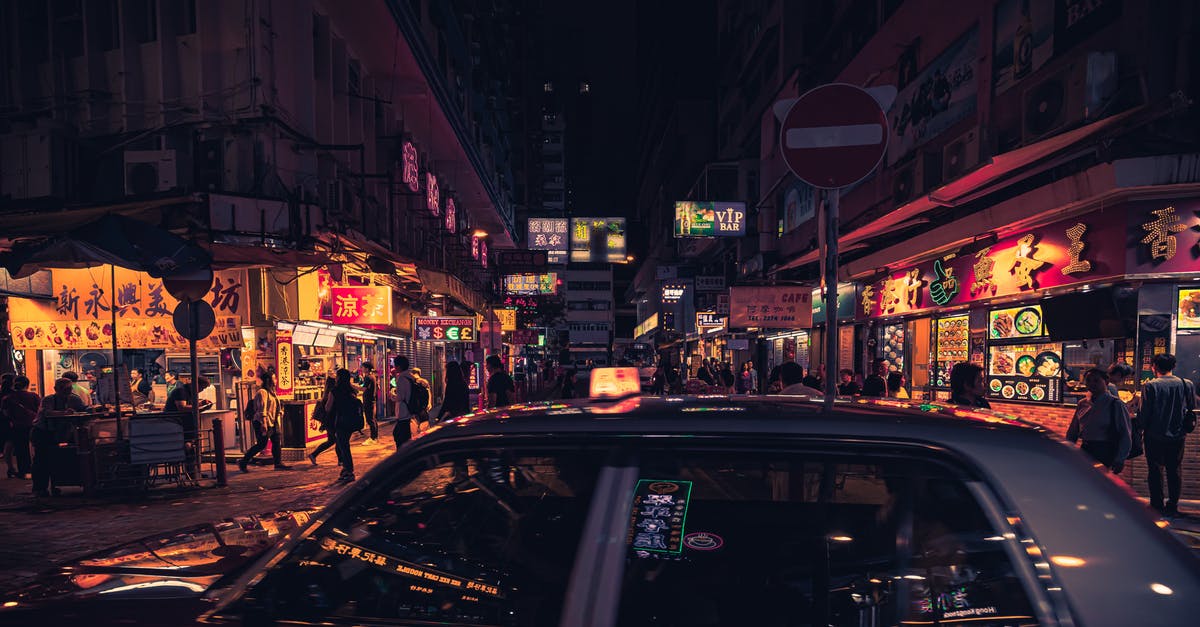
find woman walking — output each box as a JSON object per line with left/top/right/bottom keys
{"left": 326, "top": 369, "right": 363, "bottom": 482}
{"left": 435, "top": 361, "right": 471, "bottom": 423}
{"left": 1067, "top": 368, "right": 1133, "bottom": 473}
{"left": 307, "top": 377, "right": 339, "bottom": 466}
{"left": 238, "top": 371, "right": 291, "bottom": 472}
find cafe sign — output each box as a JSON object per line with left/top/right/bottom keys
{"left": 414, "top": 316, "right": 477, "bottom": 342}
{"left": 728, "top": 286, "right": 813, "bottom": 329}
{"left": 330, "top": 286, "right": 392, "bottom": 326}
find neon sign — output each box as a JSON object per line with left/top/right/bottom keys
{"left": 426, "top": 173, "right": 440, "bottom": 216}
{"left": 445, "top": 198, "right": 456, "bottom": 233}
{"left": 401, "top": 142, "right": 419, "bottom": 192}
{"left": 414, "top": 317, "right": 476, "bottom": 342}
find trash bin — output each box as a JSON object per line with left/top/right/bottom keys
{"left": 279, "top": 402, "right": 310, "bottom": 462}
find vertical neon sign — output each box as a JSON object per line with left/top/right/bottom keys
{"left": 426, "top": 173, "right": 440, "bottom": 216}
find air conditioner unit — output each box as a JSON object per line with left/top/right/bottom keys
{"left": 124, "top": 150, "right": 177, "bottom": 195}
{"left": 1021, "top": 62, "right": 1087, "bottom": 144}
{"left": 942, "top": 127, "right": 982, "bottom": 182}
{"left": 891, "top": 157, "right": 924, "bottom": 205}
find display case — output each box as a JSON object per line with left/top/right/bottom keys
{"left": 933, "top": 315, "right": 969, "bottom": 389}
{"left": 880, "top": 323, "right": 905, "bottom": 372}
{"left": 985, "top": 304, "right": 1063, "bottom": 404}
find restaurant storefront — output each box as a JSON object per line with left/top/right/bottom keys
{"left": 855, "top": 197, "right": 1200, "bottom": 497}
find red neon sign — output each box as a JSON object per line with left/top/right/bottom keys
{"left": 426, "top": 173, "right": 440, "bottom": 216}
{"left": 402, "top": 142, "right": 419, "bottom": 193}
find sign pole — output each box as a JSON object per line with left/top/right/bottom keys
{"left": 823, "top": 188, "right": 840, "bottom": 412}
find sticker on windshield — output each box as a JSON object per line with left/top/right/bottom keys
{"left": 318, "top": 537, "right": 503, "bottom": 598}
{"left": 627, "top": 479, "right": 693, "bottom": 554}
{"left": 683, "top": 532, "right": 724, "bottom": 551}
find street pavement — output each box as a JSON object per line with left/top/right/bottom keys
{"left": 0, "top": 428, "right": 397, "bottom": 592}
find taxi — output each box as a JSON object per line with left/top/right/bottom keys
{"left": 3, "top": 368, "right": 1199, "bottom": 626}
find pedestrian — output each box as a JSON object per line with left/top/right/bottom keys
{"left": 307, "top": 377, "right": 338, "bottom": 466}
{"left": 391, "top": 356, "right": 430, "bottom": 447}
{"left": 1067, "top": 368, "right": 1133, "bottom": 474}
{"left": 0, "top": 374, "right": 15, "bottom": 478}
{"left": 737, "top": 362, "right": 752, "bottom": 394}
{"left": 32, "top": 378, "right": 87, "bottom": 496}
{"left": 650, "top": 364, "right": 666, "bottom": 395}
{"left": 1, "top": 375, "right": 37, "bottom": 479}
{"left": 486, "top": 355, "right": 515, "bottom": 408}
{"left": 779, "top": 362, "right": 823, "bottom": 395}
{"left": 836, "top": 369, "right": 861, "bottom": 396}
{"left": 62, "top": 371, "right": 92, "bottom": 406}
{"left": 129, "top": 368, "right": 154, "bottom": 405}
{"left": 326, "top": 369, "right": 364, "bottom": 482}
{"left": 163, "top": 370, "right": 180, "bottom": 400}
{"left": 1137, "top": 354, "right": 1198, "bottom": 517}
{"left": 766, "top": 366, "right": 783, "bottom": 394}
{"left": 862, "top": 358, "right": 888, "bottom": 397}
{"left": 719, "top": 363, "right": 736, "bottom": 393}
{"left": 238, "top": 370, "right": 291, "bottom": 472}
{"left": 358, "top": 362, "right": 378, "bottom": 445}
{"left": 886, "top": 372, "right": 910, "bottom": 399}
{"left": 697, "top": 360, "right": 715, "bottom": 386}
{"left": 949, "top": 363, "right": 991, "bottom": 409}
{"left": 802, "top": 368, "right": 821, "bottom": 391}
{"left": 749, "top": 361, "right": 759, "bottom": 394}
{"left": 435, "top": 361, "right": 471, "bottom": 423}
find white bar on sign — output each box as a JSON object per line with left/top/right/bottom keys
{"left": 786, "top": 124, "right": 883, "bottom": 149}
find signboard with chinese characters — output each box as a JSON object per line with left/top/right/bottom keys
{"left": 728, "top": 287, "right": 813, "bottom": 329}
{"left": 811, "top": 283, "right": 859, "bottom": 325}
{"left": 329, "top": 286, "right": 392, "bottom": 327}
{"left": 661, "top": 283, "right": 688, "bottom": 303}
{"left": 1179, "top": 288, "right": 1200, "bottom": 330}
{"left": 493, "top": 308, "right": 517, "bottom": 332}
{"left": 444, "top": 198, "right": 457, "bottom": 233}
{"left": 570, "top": 218, "right": 627, "bottom": 263}
{"left": 426, "top": 173, "right": 440, "bottom": 215}
{"left": 527, "top": 218, "right": 569, "bottom": 251}
{"left": 696, "top": 312, "right": 724, "bottom": 329}
{"left": 674, "top": 201, "right": 747, "bottom": 237}
{"left": 7, "top": 266, "right": 247, "bottom": 350}
{"left": 1127, "top": 201, "right": 1200, "bottom": 273}
{"left": 276, "top": 329, "right": 294, "bottom": 398}
{"left": 695, "top": 275, "right": 726, "bottom": 292}
{"left": 497, "top": 250, "right": 548, "bottom": 270}
{"left": 634, "top": 313, "right": 658, "bottom": 339}
{"left": 626, "top": 479, "right": 693, "bottom": 555}
{"left": 401, "top": 141, "right": 419, "bottom": 192}
{"left": 414, "top": 316, "right": 476, "bottom": 342}
{"left": 503, "top": 273, "right": 557, "bottom": 295}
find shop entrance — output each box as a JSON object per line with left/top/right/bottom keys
{"left": 1176, "top": 332, "right": 1200, "bottom": 386}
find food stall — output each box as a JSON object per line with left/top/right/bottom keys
{"left": 5, "top": 265, "right": 248, "bottom": 492}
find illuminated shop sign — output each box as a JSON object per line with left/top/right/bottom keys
{"left": 275, "top": 329, "right": 294, "bottom": 397}
{"left": 696, "top": 312, "right": 724, "bottom": 329}
{"left": 634, "top": 313, "right": 658, "bottom": 338}
{"left": 330, "top": 286, "right": 392, "bottom": 326}
{"left": 503, "top": 273, "right": 558, "bottom": 295}
{"left": 527, "top": 218, "right": 569, "bottom": 252}
{"left": 414, "top": 316, "right": 476, "bottom": 342}
{"left": 445, "top": 198, "right": 456, "bottom": 233}
{"left": 728, "top": 286, "right": 813, "bottom": 329}
{"left": 401, "top": 142, "right": 419, "bottom": 192}
{"left": 570, "top": 217, "right": 627, "bottom": 263}
{"left": 1180, "top": 288, "right": 1200, "bottom": 330}
{"left": 674, "top": 201, "right": 747, "bottom": 237}
{"left": 661, "top": 283, "right": 688, "bottom": 303}
{"left": 426, "top": 173, "right": 440, "bottom": 215}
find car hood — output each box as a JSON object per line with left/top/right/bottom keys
{"left": 0, "top": 509, "right": 317, "bottom": 609}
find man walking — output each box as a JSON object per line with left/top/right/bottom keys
{"left": 359, "top": 362, "right": 378, "bottom": 445}
{"left": 391, "top": 356, "right": 430, "bottom": 447}
{"left": 1137, "top": 354, "right": 1197, "bottom": 517}
{"left": 486, "top": 355, "right": 515, "bottom": 409}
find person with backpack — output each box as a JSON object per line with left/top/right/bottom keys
{"left": 391, "top": 355, "right": 430, "bottom": 448}
{"left": 1067, "top": 368, "right": 1132, "bottom": 474}
{"left": 325, "top": 369, "right": 363, "bottom": 482}
{"left": 238, "top": 370, "right": 291, "bottom": 472}
{"left": 1137, "top": 354, "right": 1198, "bottom": 517}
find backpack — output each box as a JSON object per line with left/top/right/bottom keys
{"left": 405, "top": 374, "right": 430, "bottom": 416}
{"left": 336, "top": 396, "right": 365, "bottom": 432}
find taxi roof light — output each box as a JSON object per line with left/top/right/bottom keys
{"left": 589, "top": 367, "right": 641, "bottom": 399}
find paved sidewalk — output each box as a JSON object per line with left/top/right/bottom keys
{"left": 0, "top": 430, "right": 397, "bottom": 592}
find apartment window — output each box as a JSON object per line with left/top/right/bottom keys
{"left": 128, "top": 0, "right": 158, "bottom": 44}
{"left": 543, "top": 81, "right": 554, "bottom": 92}
{"left": 579, "top": 82, "right": 590, "bottom": 93}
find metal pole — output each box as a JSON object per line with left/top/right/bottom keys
{"left": 823, "top": 188, "right": 840, "bottom": 412}
{"left": 110, "top": 265, "right": 121, "bottom": 430}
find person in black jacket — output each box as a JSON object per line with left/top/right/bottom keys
{"left": 1137, "top": 354, "right": 1198, "bottom": 516}
{"left": 325, "top": 369, "right": 361, "bottom": 482}
{"left": 436, "top": 361, "right": 471, "bottom": 423}
{"left": 862, "top": 359, "right": 888, "bottom": 397}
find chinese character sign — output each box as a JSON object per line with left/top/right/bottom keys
{"left": 728, "top": 287, "right": 813, "bottom": 329}
{"left": 426, "top": 173, "right": 440, "bottom": 216}
{"left": 329, "top": 286, "right": 392, "bottom": 326}
{"left": 493, "top": 308, "right": 517, "bottom": 332}
{"left": 570, "top": 218, "right": 627, "bottom": 263}
{"left": 527, "top": 218, "right": 569, "bottom": 252}
{"left": 276, "top": 330, "right": 294, "bottom": 397}
{"left": 402, "top": 141, "right": 419, "bottom": 193}
{"left": 445, "top": 198, "right": 456, "bottom": 233}
{"left": 626, "top": 480, "right": 693, "bottom": 555}
{"left": 479, "top": 240, "right": 488, "bottom": 269}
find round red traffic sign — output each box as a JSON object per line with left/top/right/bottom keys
{"left": 780, "top": 83, "right": 888, "bottom": 189}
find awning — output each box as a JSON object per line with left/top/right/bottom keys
{"left": 417, "top": 268, "right": 487, "bottom": 314}
{"left": 204, "top": 242, "right": 332, "bottom": 269}
{"left": 0, "top": 196, "right": 199, "bottom": 241}
{"left": 316, "top": 230, "right": 422, "bottom": 290}
{"left": 771, "top": 108, "right": 1144, "bottom": 275}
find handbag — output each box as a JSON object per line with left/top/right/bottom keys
{"left": 1117, "top": 398, "right": 1144, "bottom": 459}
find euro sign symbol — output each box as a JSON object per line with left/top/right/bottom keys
{"left": 929, "top": 260, "right": 958, "bottom": 306}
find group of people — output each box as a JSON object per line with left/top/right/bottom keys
{"left": 1, "top": 373, "right": 97, "bottom": 496}
{"left": 764, "top": 358, "right": 910, "bottom": 399}
{"left": 692, "top": 359, "right": 759, "bottom": 394}
{"left": 235, "top": 354, "right": 514, "bottom": 484}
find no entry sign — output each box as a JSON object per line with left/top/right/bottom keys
{"left": 780, "top": 83, "right": 888, "bottom": 189}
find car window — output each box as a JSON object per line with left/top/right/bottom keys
{"left": 615, "top": 452, "right": 1040, "bottom": 627}
{"left": 234, "top": 447, "right": 605, "bottom": 626}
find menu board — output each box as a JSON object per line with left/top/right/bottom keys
{"left": 627, "top": 479, "right": 693, "bottom": 555}
{"left": 881, "top": 323, "right": 905, "bottom": 372}
{"left": 987, "top": 342, "right": 1063, "bottom": 403}
{"left": 988, "top": 305, "right": 1045, "bottom": 339}
{"left": 934, "top": 316, "right": 969, "bottom": 388}
{"left": 1179, "top": 288, "right": 1200, "bottom": 329}
{"left": 838, "top": 326, "right": 855, "bottom": 374}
